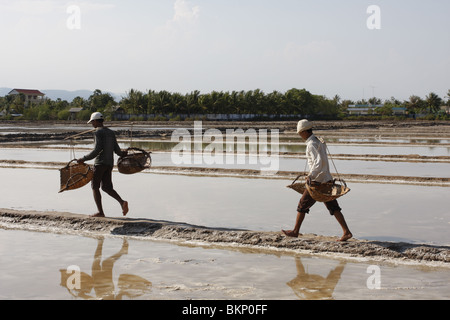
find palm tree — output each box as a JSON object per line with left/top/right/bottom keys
{"left": 425, "top": 92, "right": 442, "bottom": 114}
{"left": 146, "top": 90, "right": 157, "bottom": 114}
{"left": 198, "top": 93, "right": 212, "bottom": 114}
{"left": 368, "top": 97, "right": 382, "bottom": 105}
{"left": 122, "top": 89, "right": 144, "bottom": 115}
{"left": 229, "top": 91, "right": 240, "bottom": 114}
{"left": 89, "top": 89, "right": 116, "bottom": 112}
{"left": 171, "top": 92, "right": 186, "bottom": 115}
{"left": 284, "top": 88, "right": 313, "bottom": 116}
{"left": 266, "top": 91, "right": 283, "bottom": 115}
{"left": 153, "top": 90, "right": 172, "bottom": 114}
{"left": 407, "top": 95, "right": 425, "bottom": 114}
{"left": 71, "top": 96, "right": 88, "bottom": 109}
{"left": 186, "top": 90, "right": 200, "bottom": 116}
{"left": 210, "top": 91, "right": 228, "bottom": 114}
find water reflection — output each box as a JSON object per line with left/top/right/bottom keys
{"left": 59, "top": 237, "right": 152, "bottom": 300}
{"left": 286, "top": 257, "right": 346, "bottom": 300}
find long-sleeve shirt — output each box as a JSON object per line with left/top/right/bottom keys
{"left": 305, "top": 134, "right": 333, "bottom": 183}
{"left": 81, "top": 127, "right": 122, "bottom": 166}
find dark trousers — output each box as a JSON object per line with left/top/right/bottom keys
{"left": 91, "top": 165, "right": 123, "bottom": 203}
{"left": 92, "top": 164, "right": 114, "bottom": 191}
{"left": 297, "top": 189, "right": 341, "bottom": 216}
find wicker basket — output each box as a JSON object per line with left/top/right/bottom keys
{"left": 287, "top": 175, "right": 350, "bottom": 202}
{"left": 59, "top": 160, "right": 93, "bottom": 193}
{"left": 286, "top": 175, "right": 307, "bottom": 194}
{"left": 118, "top": 147, "right": 152, "bottom": 175}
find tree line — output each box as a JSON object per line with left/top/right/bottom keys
{"left": 1, "top": 88, "right": 449, "bottom": 121}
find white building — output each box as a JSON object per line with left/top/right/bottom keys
{"left": 8, "top": 89, "right": 45, "bottom": 104}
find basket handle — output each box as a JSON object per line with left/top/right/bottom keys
{"left": 333, "top": 178, "right": 347, "bottom": 188}
{"left": 291, "top": 174, "right": 307, "bottom": 185}
{"left": 64, "top": 159, "right": 78, "bottom": 168}
{"left": 121, "top": 147, "right": 152, "bottom": 158}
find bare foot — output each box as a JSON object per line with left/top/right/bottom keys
{"left": 282, "top": 230, "right": 300, "bottom": 238}
{"left": 91, "top": 213, "right": 105, "bottom": 218}
{"left": 122, "top": 201, "right": 129, "bottom": 216}
{"left": 337, "top": 232, "right": 353, "bottom": 242}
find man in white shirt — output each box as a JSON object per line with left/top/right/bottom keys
{"left": 282, "top": 120, "right": 352, "bottom": 242}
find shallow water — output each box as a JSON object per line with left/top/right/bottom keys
{"left": 11, "top": 139, "right": 450, "bottom": 157}
{"left": 0, "top": 229, "right": 448, "bottom": 300}
{"left": 2, "top": 147, "right": 450, "bottom": 178}
{"left": 328, "top": 144, "right": 450, "bottom": 157}
{"left": 1, "top": 168, "right": 449, "bottom": 245}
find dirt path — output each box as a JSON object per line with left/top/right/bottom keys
{"left": 1, "top": 209, "right": 449, "bottom": 265}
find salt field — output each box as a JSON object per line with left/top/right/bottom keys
{"left": 0, "top": 121, "right": 449, "bottom": 300}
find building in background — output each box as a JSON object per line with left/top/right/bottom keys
{"left": 8, "top": 89, "right": 45, "bottom": 104}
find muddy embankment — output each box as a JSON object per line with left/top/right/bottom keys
{"left": 1, "top": 209, "right": 449, "bottom": 265}
{"left": 0, "top": 130, "right": 171, "bottom": 143}
{"left": 2, "top": 119, "right": 450, "bottom": 143}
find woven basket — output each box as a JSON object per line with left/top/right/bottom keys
{"left": 287, "top": 175, "right": 350, "bottom": 202}
{"left": 118, "top": 147, "right": 152, "bottom": 175}
{"left": 286, "top": 175, "right": 307, "bottom": 194}
{"left": 59, "top": 160, "right": 93, "bottom": 193}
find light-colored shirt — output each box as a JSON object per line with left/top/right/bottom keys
{"left": 305, "top": 134, "right": 333, "bottom": 183}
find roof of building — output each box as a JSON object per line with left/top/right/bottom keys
{"left": 9, "top": 89, "right": 45, "bottom": 96}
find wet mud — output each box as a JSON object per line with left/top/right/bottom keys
{"left": 0, "top": 130, "right": 170, "bottom": 143}
{"left": 2, "top": 119, "right": 450, "bottom": 143}
{"left": 1, "top": 209, "right": 449, "bottom": 265}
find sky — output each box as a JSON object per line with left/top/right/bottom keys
{"left": 0, "top": 0, "right": 449, "bottom": 101}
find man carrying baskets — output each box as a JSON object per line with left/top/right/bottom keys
{"left": 77, "top": 112, "right": 129, "bottom": 218}
{"left": 282, "top": 120, "right": 352, "bottom": 242}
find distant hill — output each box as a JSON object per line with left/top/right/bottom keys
{"left": 0, "top": 88, "right": 123, "bottom": 102}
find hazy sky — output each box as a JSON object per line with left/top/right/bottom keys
{"left": 1, "top": 0, "right": 449, "bottom": 101}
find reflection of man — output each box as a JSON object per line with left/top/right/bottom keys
{"left": 59, "top": 237, "right": 151, "bottom": 300}
{"left": 91, "top": 237, "right": 129, "bottom": 299}
{"left": 286, "top": 257, "right": 346, "bottom": 300}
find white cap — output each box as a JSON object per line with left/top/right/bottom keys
{"left": 87, "top": 112, "right": 104, "bottom": 124}
{"left": 297, "top": 119, "right": 313, "bottom": 133}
